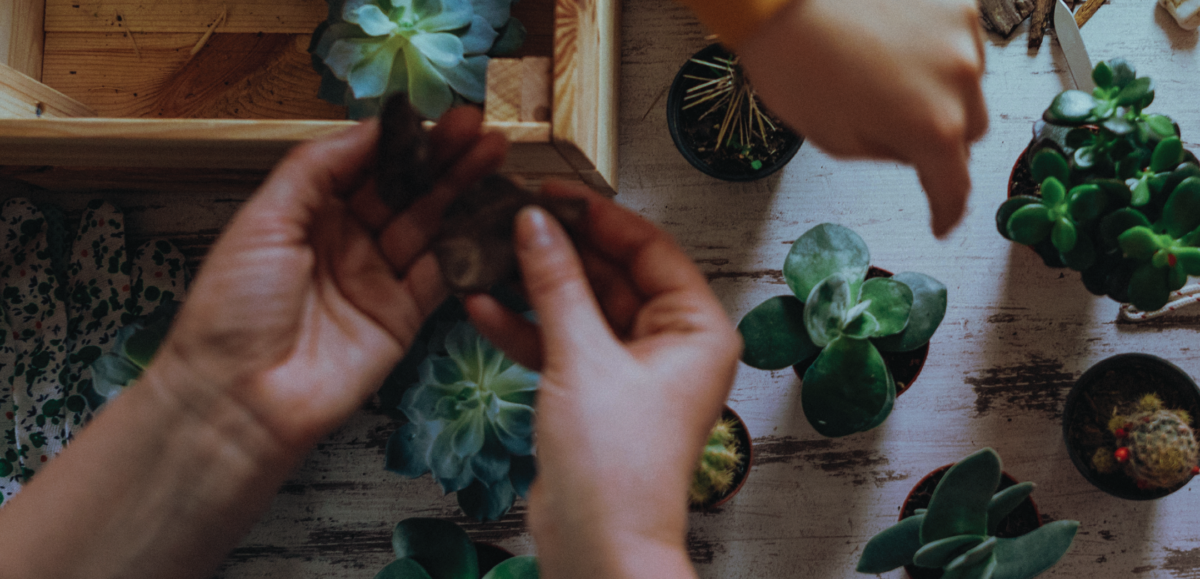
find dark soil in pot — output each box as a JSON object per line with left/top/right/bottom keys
{"left": 666, "top": 43, "right": 803, "bottom": 181}
{"left": 791, "top": 267, "right": 929, "bottom": 396}
{"left": 692, "top": 405, "right": 754, "bottom": 510}
{"left": 475, "top": 542, "right": 514, "bottom": 575}
{"left": 898, "top": 466, "right": 1041, "bottom": 579}
{"left": 1062, "top": 353, "right": 1200, "bottom": 500}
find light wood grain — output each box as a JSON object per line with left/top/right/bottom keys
{"left": 552, "top": 0, "right": 619, "bottom": 195}
{"left": 0, "top": 0, "right": 45, "bottom": 79}
{"left": 44, "top": 0, "right": 326, "bottom": 34}
{"left": 520, "top": 56, "right": 552, "bottom": 122}
{"left": 0, "top": 62, "right": 97, "bottom": 119}
{"left": 485, "top": 58, "right": 523, "bottom": 122}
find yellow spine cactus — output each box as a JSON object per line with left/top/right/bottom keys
{"left": 1103, "top": 394, "right": 1200, "bottom": 490}
{"left": 689, "top": 418, "right": 744, "bottom": 505}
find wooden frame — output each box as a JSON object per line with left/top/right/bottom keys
{"left": 0, "top": 0, "right": 619, "bottom": 195}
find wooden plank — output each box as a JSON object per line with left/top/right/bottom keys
{"left": 520, "top": 56, "right": 552, "bottom": 122}
{"left": 0, "top": 0, "right": 45, "bottom": 79}
{"left": 485, "top": 58, "right": 523, "bottom": 122}
{"left": 0, "top": 62, "right": 97, "bottom": 119}
{"left": 552, "top": 0, "right": 619, "bottom": 195}
{"left": 44, "top": 0, "right": 326, "bottom": 33}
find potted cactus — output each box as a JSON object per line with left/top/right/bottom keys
{"left": 737, "top": 223, "right": 948, "bottom": 438}
{"left": 689, "top": 406, "right": 752, "bottom": 509}
{"left": 375, "top": 517, "right": 538, "bottom": 579}
{"left": 665, "top": 44, "right": 803, "bottom": 181}
{"left": 857, "top": 448, "right": 1079, "bottom": 579}
{"left": 1062, "top": 353, "right": 1200, "bottom": 499}
{"left": 996, "top": 59, "right": 1200, "bottom": 312}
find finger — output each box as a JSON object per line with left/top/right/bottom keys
{"left": 914, "top": 141, "right": 972, "bottom": 238}
{"left": 513, "top": 206, "right": 614, "bottom": 353}
{"left": 376, "top": 132, "right": 508, "bottom": 273}
{"left": 960, "top": 16, "right": 989, "bottom": 143}
{"left": 464, "top": 294, "right": 543, "bottom": 370}
{"left": 577, "top": 249, "right": 643, "bottom": 337}
{"left": 257, "top": 120, "right": 381, "bottom": 212}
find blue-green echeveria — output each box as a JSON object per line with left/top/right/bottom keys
{"left": 386, "top": 321, "right": 537, "bottom": 521}
{"left": 310, "top": 0, "right": 525, "bottom": 119}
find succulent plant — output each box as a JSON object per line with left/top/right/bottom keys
{"left": 1093, "top": 394, "right": 1200, "bottom": 490}
{"left": 857, "top": 448, "right": 1079, "bottom": 579}
{"left": 375, "top": 517, "right": 539, "bottom": 579}
{"left": 996, "top": 59, "right": 1200, "bottom": 311}
{"left": 88, "top": 301, "right": 179, "bottom": 402}
{"left": 689, "top": 417, "right": 744, "bottom": 505}
{"left": 310, "top": 0, "right": 526, "bottom": 119}
{"left": 385, "top": 320, "right": 537, "bottom": 521}
{"left": 737, "top": 224, "right": 947, "bottom": 438}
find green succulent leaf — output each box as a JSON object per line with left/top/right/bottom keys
{"left": 857, "top": 368, "right": 896, "bottom": 432}
{"left": 996, "top": 196, "right": 1043, "bottom": 241}
{"left": 991, "top": 521, "right": 1079, "bottom": 579}
{"left": 784, "top": 223, "right": 870, "bottom": 302}
{"left": 1176, "top": 247, "right": 1200, "bottom": 276}
{"left": 986, "top": 482, "right": 1035, "bottom": 535}
{"left": 913, "top": 535, "right": 986, "bottom": 569}
{"left": 457, "top": 478, "right": 517, "bottom": 522}
{"left": 1102, "top": 116, "right": 1134, "bottom": 136}
{"left": 1109, "top": 59, "right": 1136, "bottom": 87}
{"left": 1045, "top": 90, "right": 1097, "bottom": 124}
{"left": 1067, "top": 184, "right": 1107, "bottom": 223}
{"left": 1051, "top": 218, "right": 1077, "bottom": 253}
{"left": 1169, "top": 261, "right": 1189, "bottom": 291}
{"left": 1101, "top": 208, "right": 1151, "bottom": 249}
{"left": 1092, "top": 178, "right": 1133, "bottom": 207}
{"left": 1058, "top": 232, "right": 1096, "bottom": 271}
{"left": 944, "top": 553, "right": 997, "bottom": 579}
{"left": 1162, "top": 177, "right": 1200, "bottom": 238}
{"left": 391, "top": 518, "right": 478, "bottom": 579}
{"left": 481, "top": 556, "right": 539, "bottom": 579}
{"left": 1091, "top": 61, "right": 1113, "bottom": 88}
{"left": 921, "top": 448, "right": 1001, "bottom": 544}
{"left": 842, "top": 308, "right": 881, "bottom": 340}
{"left": 873, "top": 272, "right": 947, "bottom": 353}
{"left": 1116, "top": 77, "right": 1153, "bottom": 106}
{"left": 858, "top": 278, "right": 913, "bottom": 337}
{"left": 1146, "top": 114, "right": 1177, "bottom": 138}
{"left": 1130, "top": 176, "right": 1152, "bottom": 207}
{"left": 1128, "top": 262, "right": 1170, "bottom": 311}
{"left": 1074, "top": 146, "right": 1097, "bottom": 170}
{"left": 857, "top": 514, "right": 926, "bottom": 573}
{"left": 800, "top": 337, "right": 891, "bottom": 438}
{"left": 375, "top": 558, "right": 435, "bottom": 579}
{"left": 1041, "top": 176, "right": 1066, "bottom": 206}
{"left": 804, "top": 274, "right": 854, "bottom": 348}
{"left": 1007, "top": 204, "right": 1053, "bottom": 246}
{"left": 738, "top": 296, "right": 819, "bottom": 370}
{"left": 1030, "top": 149, "right": 1069, "bottom": 184}
{"left": 1119, "top": 226, "right": 1164, "bottom": 261}
{"left": 945, "top": 537, "right": 998, "bottom": 573}
{"left": 488, "top": 17, "right": 527, "bottom": 56}
{"left": 1152, "top": 137, "right": 1185, "bottom": 173}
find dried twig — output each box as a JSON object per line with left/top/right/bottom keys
{"left": 1028, "top": 0, "right": 1054, "bottom": 48}
{"left": 190, "top": 7, "right": 229, "bottom": 60}
{"left": 682, "top": 56, "right": 776, "bottom": 151}
{"left": 1075, "top": 0, "right": 1104, "bottom": 27}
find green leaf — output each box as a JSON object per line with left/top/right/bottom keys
{"left": 857, "top": 515, "right": 926, "bottom": 573}
{"left": 1092, "top": 61, "right": 1113, "bottom": 88}
{"left": 1109, "top": 59, "right": 1136, "bottom": 87}
{"left": 987, "top": 482, "right": 1034, "bottom": 535}
{"left": 375, "top": 558, "right": 435, "bottom": 579}
{"left": 1051, "top": 218, "right": 1077, "bottom": 253}
{"left": 1152, "top": 137, "right": 1184, "bottom": 173}
{"left": 1066, "top": 184, "right": 1107, "bottom": 223}
{"left": 858, "top": 368, "right": 896, "bottom": 431}
{"left": 737, "top": 296, "right": 819, "bottom": 370}
{"left": 992, "top": 521, "right": 1079, "bottom": 579}
{"left": 873, "top": 272, "right": 947, "bottom": 353}
{"left": 392, "top": 518, "right": 479, "bottom": 579}
{"left": 1030, "top": 150, "right": 1069, "bottom": 184}
{"left": 800, "top": 337, "right": 890, "bottom": 438}
{"left": 913, "top": 535, "right": 986, "bottom": 569}
{"left": 803, "top": 274, "right": 854, "bottom": 348}
{"left": 1100, "top": 208, "right": 1151, "bottom": 249}
{"left": 1058, "top": 232, "right": 1095, "bottom": 271}
{"left": 784, "top": 224, "right": 870, "bottom": 302}
{"left": 1176, "top": 247, "right": 1200, "bottom": 276}
{"left": 1074, "top": 146, "right": 1096, "bottom": 170}
{"left": 1169, "top": 261, "right": 1188, "bottom": 291}
{"left": 457, "top": 478, "right": 517, "bottom": 522}
{"left": 945, "top": 537, "right": 998, "bottom": 573}
{"left": 842, "top": 309, "right": 880, "bottom": 340}
{"left": 1045, "top": 90, "right": 1097, "bottom": 124}
{"left": 1102, "top": 116, "right": 1134, "bottom": 136}
{"left": 1128, "top": 262, "right": 1170, "bottom": 311}
{"left": 1146, "top": 114, "right": 1177, "bottom": 138}
{"left": 1119, "top": 226, "right": 1164, "bottom": 261}
{"left": 1131, "top": 176, "right": 1152, "bottom": 207}
{"left": 488, "top": 17, "right": 528, "bottom": 56}
{"left": 1116, "top": 77, "right": 1153, "bottom": 106}
{"left": 481, "top": 556, "right": 539, "bottom": 579}
{"left": 996, "top": 196, "right": 1043, "bottom": 241}
{"left": 858, "top": 278, "right": 913, "bottom": 337}
{"left": 1007, "top": 204, "right": 1053, "bottom": 246}
{"left": 1041, "top": 176, "right": 1066, "bottom": 206}
{"left": 1163, "top": 178, "right": 1200, "bottom": 238}
{"left": 944, "top": 553, "right": 997, "bottom": 579}
{"left": 921, "top": 448, "right": 1001, "bottom": 544}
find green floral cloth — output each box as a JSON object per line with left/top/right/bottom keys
{"left": 0, "top": 198, "right": 188, "bottom": 506}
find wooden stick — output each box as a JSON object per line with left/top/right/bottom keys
{"left": 191, "top": 7, "right": 228, "bottom": 59}
{"left": 1028, "top": 0, "right": 1054, "bottom": 48}
{"left": 1075, "top": 0, "right": 1104, "bottom": 27}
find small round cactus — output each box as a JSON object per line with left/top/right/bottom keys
{"left": 1101, "top": 394, "right": 1200, "bottom": 490}
{"left": 689, "top": 418, "right": 744, "bottom": 505}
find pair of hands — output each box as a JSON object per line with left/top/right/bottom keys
{"left": 737, "top": 0, "right": 988, "bottom": 237}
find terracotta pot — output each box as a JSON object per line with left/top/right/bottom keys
{"left": 898, "top": 465, "right": 1042, "bottom": 579}
{"left": 1062, "top": 353, "right": 1200, "bottom": 500}
{"left": 692, "top": 405, "right": 754, "bottom": 510}
{"left": 791, "top": 267, "right": 930, "bottom": 397}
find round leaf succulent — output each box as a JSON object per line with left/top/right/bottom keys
{"left": 375, "top": 517, "right": 540, "bottom": 579}
{"left": 385, "top": 321, "right": 537, "bottom": 521}
{"left": 310, "top": 0, "right": 525, "bottom": 119}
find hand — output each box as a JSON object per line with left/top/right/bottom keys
{"left": 736, "top": 0, "right": 988, "bottom": 237}
{"left": 465, "top": 183, "right": 742, "bottom": 578}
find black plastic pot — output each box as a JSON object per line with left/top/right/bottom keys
{"left": 666, "top": 43, "right": 803, "bottom": 181}
{"left": 1062, "top": 353, "right": 1200, "bottom": 500}
{"left": 691, "top": 405, "right": 754, "bottom": 510}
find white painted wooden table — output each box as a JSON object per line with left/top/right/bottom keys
{"left": 3, "top": 1, "right": 1200, "bottom": 577}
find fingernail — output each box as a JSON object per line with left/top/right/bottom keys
{"left": 519, "top": 206, "right": 555, "bottom": 248}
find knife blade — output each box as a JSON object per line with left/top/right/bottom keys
{"left": 1054, "top": 0, "right": 1095, "bottom": 92}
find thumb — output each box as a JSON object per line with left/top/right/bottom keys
{"left": 914, "top": 143, "right": 971, "bottom": 238}
{"left": 514, "top": 206, "right": 614, "bottom": 354}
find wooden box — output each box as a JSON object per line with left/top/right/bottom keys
{"left": 0, "top": 0, "right": 618, "bottom": 194}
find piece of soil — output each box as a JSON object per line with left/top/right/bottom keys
{"left": 1008, "top": 146, "right": 1037, "bottom": 199}
{"left": 899, "top": 467, "right": 1041, "bottom": 579}
{"left": 791, "top": 267, "right": 930, "bottom": 397}
{"left": 693, "top": 406, "right": 753, "bottom": 510}
{"left": 1063, "top": 355, "right": 1200, "bottom": 499}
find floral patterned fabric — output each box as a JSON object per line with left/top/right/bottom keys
{"left": 0, "top": 198, "right": 188, "bottom": 506}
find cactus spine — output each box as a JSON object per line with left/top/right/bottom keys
{"left": 1098, "top": 394, "right": 1200, "bottom": 490}
{"left": 689, "top": 418, "right": 744, "bottom": 505}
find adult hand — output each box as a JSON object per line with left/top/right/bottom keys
{"left": 465, "top": 182, "right": 742, "bottom": 579}
{"left": 736, "top": 0, "right": 988, "bottom": 237}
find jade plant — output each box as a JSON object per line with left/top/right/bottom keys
{"left": 376, "top": 518, "right": 538, "bottom": 579}
{"left": 385, "top": 320, "right": 537, "bottom": 521}
{"left": 857, "top": 448, "right": 1079, "bottom": 579}
{"left": 996, "top": 58, "right": 1200, "bottom": 311}
{"left": 310, "top": 0, "right": 526, "bottom": 119}
{"left": 1091, "top": 394, "right": 1200, "bottom": 490}
{"left": 688, "top": 417, "right": 744, "bottom": 506}
{"left": 737, "top": 224, "right": 947, "bottom": 438}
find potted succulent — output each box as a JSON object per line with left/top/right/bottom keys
{"left": 88, "top": 300, "right": 181, "bottom": 407}
{"left": 857, "top": 448, "right": 1079, "bottom": 579}
{"left": 737, "top": 224, "right": 948, "bottom": 438}
{"left": 666, "top": 44, "right": 803, "bottom": 181}
{"left": 309, "top": 0, "right": 528, "bottom": 119}
{"left": 689, "top": 406, "right": 753, "bottom": 509}
{"left": 375, "top": 517, "right": 538, "bottom": 579}
{"left": 996, "top": 59, "right": 1200, "bottom": 312}
{"left": 1062, "top": 353, "right": 1200, "bottom": 500}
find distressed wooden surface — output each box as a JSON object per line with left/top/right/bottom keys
{"left": 3, "top": 0, "right": 1200, "bottom": 577}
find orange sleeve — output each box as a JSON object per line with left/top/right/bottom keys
{"left": 675, "top": 0, "right": 795, "bottom": 48}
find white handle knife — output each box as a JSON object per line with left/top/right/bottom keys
{"left": 1053, "top": 0, "right": 1095, "bottom": 92}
